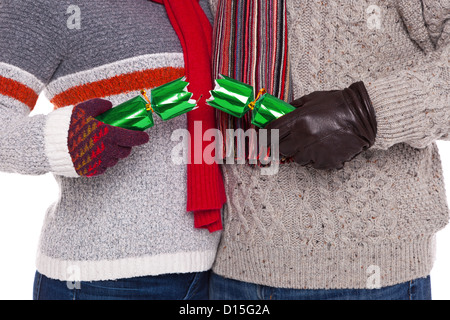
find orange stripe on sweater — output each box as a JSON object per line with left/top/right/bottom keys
{"left": 0, "top": 76, "right": 39, "bottom": 111}
{"left": 51, "top": 67, "right": 185, "bottom": 109}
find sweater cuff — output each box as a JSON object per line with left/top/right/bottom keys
{"left": 366, "top": 76, "right": 428, "bottom": 150}
{"left": 44, "top": 106, "right": 79, "bottom": 177}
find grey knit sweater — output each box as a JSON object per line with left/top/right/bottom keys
{"left": 209, "top": 0, "right": 450, "bottom": 289}
{"left": 0, "top": 0, "right": 220, "bottom": 281}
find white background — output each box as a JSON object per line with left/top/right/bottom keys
{"left": 0, "top": 94, "right": 449, "bottom": 300}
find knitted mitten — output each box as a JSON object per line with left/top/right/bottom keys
{"left": 68, "top": 98, "right": 149, "bottom": 177}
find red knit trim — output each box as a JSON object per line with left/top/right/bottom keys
{"left": 51, "top": 67, "right": 184, "bottom": 109}
{"left": 186, "top": 163, "right": 226, "bottom": 211}
{"left": 205, "top": 218, "right": 223, "bottom": 233}
{"left": 0, "top": 75, "right": 38, "bottom": 111}
{"left": 157, "top": 0, "right": 226, "bottom": 232}
{"left": 194, "top": 210, "right": 223, "bottom": 233}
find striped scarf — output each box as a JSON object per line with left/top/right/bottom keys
{"left": 212, "top": 0, "right": 293, "bottom": 162}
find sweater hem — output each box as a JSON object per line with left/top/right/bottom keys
{"left": 36, "top": 250, "right": 217, "bottom": 282}
{"left": 212, "top": 234, "right": 436, "bottom": 290}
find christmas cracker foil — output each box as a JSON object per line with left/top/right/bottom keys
{"left": 207, "top": 74, "right": 295, "bottom": 128}
{"left": 95, "top": 77, "right": 196, "bottom": 131}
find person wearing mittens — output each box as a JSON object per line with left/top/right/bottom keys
{"left": 0, "top": 0, "right": 225, "bottom": 300}
{"left": 208, "top": 0, "right": 449, "bottom": 300}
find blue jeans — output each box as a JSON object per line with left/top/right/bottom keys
{"left": 209, "top": 273, "right": 432, "bottom": 300}
{"left": 33, "top": 271, "right": 210, "bottom": 300}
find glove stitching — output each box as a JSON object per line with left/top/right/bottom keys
{"left": 300, "top": 125, "right": 353, "bottom": 151}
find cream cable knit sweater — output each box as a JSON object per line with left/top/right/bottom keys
{"left": 209, "top": 0, "right": 450, "bottom": 289}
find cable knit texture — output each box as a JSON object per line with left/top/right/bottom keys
{"left": 209, "top": 0, "right": 450, "bottom": 289}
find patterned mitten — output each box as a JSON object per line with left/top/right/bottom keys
{"left": 68, "top": 98, "right": 149, "bottom": 177}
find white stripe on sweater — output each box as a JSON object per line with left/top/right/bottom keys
{"left": 0, "top": 62, "right": 45, "bottom": 93}
{"left": 36, "top": 250, "right": 217, "bottom": 282}
{"left": 44, "top": 52, "right": 185, "bottom": 100}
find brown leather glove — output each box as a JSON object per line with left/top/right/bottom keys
{"left": 266, "top": 81, "right": 377, "bottom": 170}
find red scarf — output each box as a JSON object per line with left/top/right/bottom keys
{"left": 150, "top": 0, "right": 226, "bottom": 232}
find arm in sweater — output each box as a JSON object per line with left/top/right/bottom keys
{"left": 0, "top": 1, "right": 78, "bottom": 177}
{"left": 367, "top": 0, "right": 450, "bottom": 150}
{"left": 207, "top": 0, "right": 218, "bottom": 18}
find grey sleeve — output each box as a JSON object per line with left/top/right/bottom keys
{"left": 0, "top": 0, "right": 72, "bottom": 176}
{"left": 368, "top": 1, "right": 450, "bottom": 150}
{"left": 207, "top": 0, "right": 219, "bottom": 18}
{"left": 199, "top": 0, "right": 215, "bottom": 24}
{"left": 0, "top": 107, "right": 51, "bottom": 175}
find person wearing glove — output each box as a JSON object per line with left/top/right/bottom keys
{"left": 266, "top": 81, "right": 378, "bottom": 170}
{"left": 66, "top": 99, "right": 149, "bottom": 177}
{"left": 208, "top": 0, "right": 449, "bottom": 300}
{"left": 0, "top": 0, "right": 224, "bottom": 300}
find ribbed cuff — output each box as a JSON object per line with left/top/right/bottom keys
{"left": 366, "top": 76, "right": 428, "bottom": 150}
{"left": 44, "top": 106, "right": 79, "bottom": 177}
